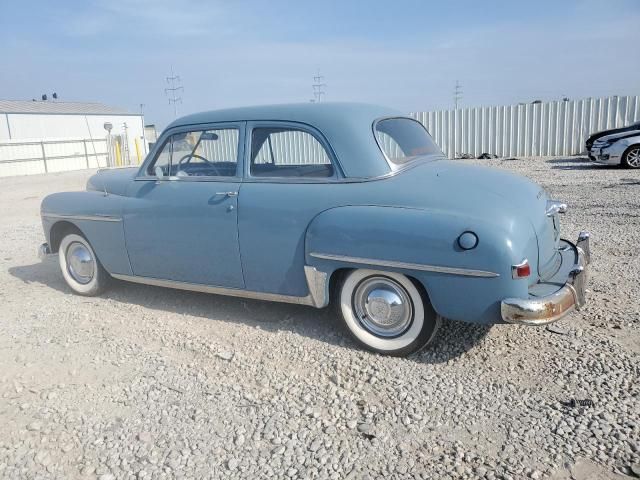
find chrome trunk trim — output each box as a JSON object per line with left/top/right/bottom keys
{"left": 309, "top": 252, "right": 500, "bottom": 278}
{"left": 546, "top": 200, "right": 567, "bottom": 217}
{"left": 42, "top": 213, "right": 122, "bottom": 223}
{"left": 110, "top": 265, "right": 329, "bottom": 308}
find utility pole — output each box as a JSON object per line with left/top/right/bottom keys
{"left": 454, "top": 80, "right": 463, "bottom": 110}
{"left": 165, "top": 67, "right": 183, "bottom": 118}
{"left": 311, "top": 70, "right": 326, "bottom": 103}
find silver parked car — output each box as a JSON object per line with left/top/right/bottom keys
{"left": 587, "top": 129, "right": 640, "bottom": 168}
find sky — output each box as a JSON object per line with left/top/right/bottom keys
{"left": 1, "top": 0, "right": 638, "bottom": 129}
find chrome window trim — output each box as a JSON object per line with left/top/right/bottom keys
{"left": 110, "top": 265, "right": 328, "bottom": 308}
{"left": 309, "top": 252, "right": 500, "bottom": 278}
{"left": 42, "top": 213, "right": 122, "bottom": 222}
{"left": 372, "top": 116, "right": 445, "bottom": 173}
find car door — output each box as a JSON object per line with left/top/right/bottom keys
{"left": 238, "top": 121, "right": 345, "bottom": 296}
{"left": 123, "top": 123, "right": 245, "bottom": 288}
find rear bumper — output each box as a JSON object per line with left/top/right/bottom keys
{"left": 501, "top": 232, "right": 590, "bottom": 325}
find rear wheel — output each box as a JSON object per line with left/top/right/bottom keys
{"left": 58, "top": 233, "right": 108, "bottom": 296}
{"left": 622, "top": 145, "right": 640, "bottom": 169}
{"left": 336, "top": 269, "right": 441, "bottom": 356}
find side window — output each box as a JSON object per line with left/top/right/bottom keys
{"left": 147, "top": 128, "right": 239, "bottom": 178}
{"left": 250, "top": 127, "right": 334, "bottom": 178}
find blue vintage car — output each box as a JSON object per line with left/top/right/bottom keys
{"left": 39, "top": 103, "right": 590, "bottom": 356}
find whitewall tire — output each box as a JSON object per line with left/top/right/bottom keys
{"left": 337, "top": 269, "right": 441, "bottom": 356}
{"left": 58, "top": 233, "right": 108, "bottom": 296}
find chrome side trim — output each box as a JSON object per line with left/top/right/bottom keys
{"left": 309, "top": 252, "right": 500, "bottom": 278}
{"left": 110, "top": 265, "right": 329, "bottom": 308}
{"left": 42, "top": 213, "right": 122, "bottom": 223}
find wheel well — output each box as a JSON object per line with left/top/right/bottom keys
{"left": 623, "top": 143, "right": 640, "bottom": 157}
{"left": 49, "top": 221, "right": 83, "bottom": 253}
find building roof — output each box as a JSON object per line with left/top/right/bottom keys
{"left": 0, "top": 100, "right": 138, "bottom": 116}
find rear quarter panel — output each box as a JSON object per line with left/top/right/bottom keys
{"left": 306, "top": 205, "right": 534, "bottom": 324}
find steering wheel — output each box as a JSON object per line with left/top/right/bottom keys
{"left": 177, "top": 154, "right": 220, "bottom": 176}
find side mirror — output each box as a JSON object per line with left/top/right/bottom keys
{"left": 154, "top": 166, "right": 165, "bottom": 179}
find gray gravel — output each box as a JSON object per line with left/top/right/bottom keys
{"left": 0, "top": 156, "right": 638, "bottom": 480}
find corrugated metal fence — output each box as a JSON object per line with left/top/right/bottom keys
{"left": 412, "top": 95, "right": 640, "bottom": 159}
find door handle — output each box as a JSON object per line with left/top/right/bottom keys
{"left": 216, "top": 191, "right": 238, "bottom": 197}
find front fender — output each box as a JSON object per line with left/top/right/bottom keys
{"left": 305, "top": 205, "right": 536, "bottom": 324}
{"left": 40, "top": 191, "right": 132, "bottom": 275}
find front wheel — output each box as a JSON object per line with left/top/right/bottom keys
{"left": 622, "top": 145, "right": 640, "bottom": 169}
{"left": 59, "top": 233, "right": 109, "bottom": 296}
{"left": 337, "top": 269, "right": 441, "bottom": 356}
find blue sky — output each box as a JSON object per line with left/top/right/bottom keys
{"left": 1, "top": 0, "right": 638, "bottom": 128}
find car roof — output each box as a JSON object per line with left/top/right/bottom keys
{"left": 166, "top": 102, "right": 403, "bottom": 178}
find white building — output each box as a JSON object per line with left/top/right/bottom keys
{"left": 0, "top": 100, "right": 146, "bottom": 177}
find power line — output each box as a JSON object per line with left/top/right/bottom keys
{"left": 165, "top": 67, "right": 183, "bottom": 118}
{"left": 454, "top": 80, "right": 463, "bottom": 110}
{"left": 311, "top": 70, "right": 326, "bottom": 103}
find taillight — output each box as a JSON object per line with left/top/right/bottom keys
{"left": 512, "top": 260, "right": 531, "bottom": 279}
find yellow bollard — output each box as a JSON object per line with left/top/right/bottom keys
{"left": 115, "top": 141, "right": 122, "bottom": 167}
{"left": 134, "top": 138, "right": 142, "bottom": 164}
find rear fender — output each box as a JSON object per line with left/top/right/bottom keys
{"left": 305, "top": 205, "right": 533, "bottom": 324}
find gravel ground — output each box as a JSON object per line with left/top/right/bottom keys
{"left": 0, "top": 156, "right": 638, "bottom": 480}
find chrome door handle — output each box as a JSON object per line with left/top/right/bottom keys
{"left": 216, "top": 191, "right": 238, "bottom": 197}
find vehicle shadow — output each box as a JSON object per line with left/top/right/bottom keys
{"left": 548, "top": 156, "right": 619, "bottom": 171}
{"left": 9, "top": 259, "right": 491, "bottom": 364}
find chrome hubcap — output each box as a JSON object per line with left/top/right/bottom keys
{"left": 67, "top": 242, "right": 94, "bottom": 284}
{"left": 627, "top": 148, "right": 640, "bottom": 168}
{"left": 353, "top": 277, "right": 413, "bottom": 337}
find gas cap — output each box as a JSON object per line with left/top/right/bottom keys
{"left": 458, "top": 231, "right": 478, "bottom": 250}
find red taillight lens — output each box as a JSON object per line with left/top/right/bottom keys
{"left": 512, "top": 261, "right": 531, "bottom": 279}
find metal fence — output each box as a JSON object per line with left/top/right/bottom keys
{"left": 0, "top": 137, "right": 140, "bottom": 177}
{"left": 412, "top": 95, "right": 640, "bottom": 159}
{"left": 1, "top": 95, "right": 638, "bottom": 177}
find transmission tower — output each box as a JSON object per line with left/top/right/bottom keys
{"left": 453, "top": 80, "right": 463, "bottom": 110}
{"left": 311, "top": 70, "right": 326, "bottom": 103}
{"left": 165, "top": 67, "right": 184, "bottom": 118}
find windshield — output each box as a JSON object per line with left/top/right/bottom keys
{"left": 374, "top": 117, "right": 442, "bottom": 166}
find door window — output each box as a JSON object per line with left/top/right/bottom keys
{"left": 148, "top": 128, "right": 239, "bottom": 177}
{"left": 250, "top": 127, "right": 334, "bottom": 178}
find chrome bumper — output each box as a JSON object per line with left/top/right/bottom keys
{"left": 38, "top": 242, "right": 53, "bottom": 260}
{"left": 501, "top": 232, "right": 590, "bottom": 325}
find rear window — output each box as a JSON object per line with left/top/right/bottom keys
{"left": 374, "top": 118, "right": 441, "bottom": 166}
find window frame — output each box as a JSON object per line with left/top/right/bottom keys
{"left": 136, "top": 121, "right": 245, "bottom": 182}
{"left": 243, "top": 121, "right": 343, "bottom": 183}
{"left": 372, "top": 116, "right": 443, "bottom": 172}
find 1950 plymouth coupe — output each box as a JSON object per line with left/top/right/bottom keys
{"left": 39, "top": 103, "right": 591, "bottom": 356}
